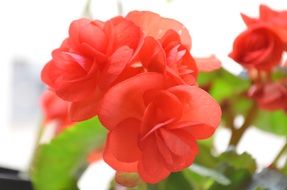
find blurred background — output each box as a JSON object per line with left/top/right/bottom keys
{"left": 0, "top": 0, "right": 287, "bottom": 189}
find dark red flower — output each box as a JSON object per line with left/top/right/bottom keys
{"left": 40, "top": 90, "right": 72, "bottom": 133}
{"left": 99, "top": 73, "right": 221, "bottom": 183}
{"left": 248, "top": 80, "right": 287, "bottom": 111}
{"left": 41, "top": 17, "right": 143, "bottom": 121}
{"left": 229, "top": 24, "right": 284, "bottom": 71}
{"left": 241, "top": 5, "right": 287, "bottom": 48}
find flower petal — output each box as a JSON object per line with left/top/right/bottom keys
{"left": 99, "top": 46, "right": 134, "bottom": 90}
{"left": 138, "top": 135, "right": 170, "bottom": 183}
{"left": 69, "top": 18, "right": 107, "bottom": 54}
{"left": 168, "top": 85, "right": 221, "bottom": 139}
{"left": 105, "top": 16, "right": 143, "bottom": 54}
{"left": 240, "top": 13, "right": 258, "bottom": 26}
{"left": 103, "top": 118, "right": 141, "bottom": 172}
{"left": 99, "top": 72, "right": 164, "bottom": 130}
{"left": 195, "top": 55, "right": 221, "bottom": 72}
{"left": 41, "top": 60, "right": 61, "bottom": 88}
{"left": 126, "top": 11, "right": 191, "bottom": 50}
{"left": 138, "top": 37, "right": 166, "bottom": 72}
{"left": 69, "top": 91, "right": 101, "bottom": 121}
{"left": 158, "top": 129, "right": 198, "bottom": 171}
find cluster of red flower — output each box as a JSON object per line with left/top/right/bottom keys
{"left": 230, "top": 5, "right": 287, "bottom": 112}
{"left": 41, "top": 11, "right": 221, "bottom": 183}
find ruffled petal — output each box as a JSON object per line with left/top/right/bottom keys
{"left": 99, "top": 72, "right": 164, "bottom": 130}
{"left": 69, "top": 18, "right": 107, "bottom": 53}
{"left": 141, "top": 91, "right": 182, "bottom": 136}
{"left": 168, "top": 85, "right": 221, "bottom": 139}
{"left": 55, "top": 76, "right": 98, "bottom": 102}
{"left": 105, "top": 17, "right": 143, "bottom": 54}
{"left": 126, "top": 11, "right": 191, "bottom": 50}
{"left": 138, "top": 37, "right": 166, "bottom": 72}
{"left": 240, "top": 13, "right": 258, "bottom": 26}
{"left": 104, "top": 118, "right": 141, "bottom": 172}
{"left": 195, "top": 55, "right": 221, "bottom": 72}
{"left": 157, "top": 129, "right": 198, "bottom": 171}
{"left": 99, "top": 46, "right": 134, "bottom": 90}
{"left": 41, "top": 60, "right": 61, "bottom": 88}
{"left": 138, "top": 135, "right": 170, "bottom": 183}
{"left": 69, "top": 91, "right": 101, "bottom": 121}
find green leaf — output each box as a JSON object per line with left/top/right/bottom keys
{"left": 31, "top": 117, "right": 107, "bottom": 190}
{"left": 198, "top": 68, "right": 250, "bottom": 102}
{"left": 254, "top": 110, "right": 287, "bottom": 136}
{"left": 271, "top": 69, "right": 287, "bottom": 81}
{"left": 148, "top": 172, "right": 194, "bottom": 190}
{"left": 182, "top": 169, "right": 213, "bottom": 190}
{"left": 208, "top": 164, "right": 252, "bottom": 190}
{"left": 218, "top": 151, "right": 257, "bottom": 173}
{"left": 232, "top": 96, "right": 253, "bottom": 117}
{"left": 190, "top": 164, "right": 231, "bottom": 186}
{"left": 194, "top": 142, "right": 218, "bottom": 168}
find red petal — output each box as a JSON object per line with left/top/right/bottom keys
{"left": 69, "top": 91, "right": 101, "bottom": 121}
{"left": 126, "top": 11, "right": 191, "bottom": 50}
{"left": 157, "top": 129, "right": 198, "bottom": 171}
{"left": 168, "top": 85, "right": 221, "bottom": 139}
{"left": 260, "top": 4, "right": 276, "bottom": 21}
{"left": 138, "top": 37, "right": 166, "bottom": 72}
{"left": 141, "top": 91, "right": 182, "bottom": 137}
{"left": 104, "top": 118, "right": 141, "bottom": 172}
{"left": 195, "top": 55, "right": 221, "bottom": 72}
{"left": 41, "top": 90, "right": 69, "bottom": 122}
{"left": 105, "top": 17, "right": 143, "bottom": 54}
{"left": 167, "top": 121, "right": 216, "bottom": 140}
{"left": 55, "top": 76, "right": 98, "bottom": 102}
{"left": 240, "top": 13, "right": 258, "bottom": 26}
{"left": 69, "top": 18, "right": 107, "bottom": 53}
{"left": 99, "top": 46, "right": 134, "bottom": 90}
{"left": 99, "top": 72, "right": 164, "bottom": 130}
{"left": 138, "top": 135, "right": 170, "bottom": 183}
{"left": 41, "top": 60, "right": 61, "bottom": 88}
{"left": 160, "top": 128, "right": 191, "bottom": 156}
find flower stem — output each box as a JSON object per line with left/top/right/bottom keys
{"left": 228, "top": 103, "right": 258, "bottom": 147}
{"left": 28, "top": 120, "right": 45, "bottom": 174}
{"left": 271, "top": 141, "right": 287, "bottom": 168}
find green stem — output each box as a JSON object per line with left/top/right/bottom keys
{"left": 28, "top": 121, "right": 45, "bottom": 174}
{"left": 271, "top": 141, "right": 287, "bottom": 168}
{"left": 117, "top": 0, "right": 123, "bottom": 16}
{"left": 82, "top": 0, "right": 92, "bottom": 18}
{"left": 228, "top": 103, "right": 258, "bottom": 147}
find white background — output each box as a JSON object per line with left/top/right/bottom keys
{"left": 0, "top": 0, "right": 287, "bottom": 189}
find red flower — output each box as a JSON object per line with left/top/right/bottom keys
{"left": 99, "top": 73, "right": 221, "bottom": 183}
{"left": 229, "top": 24, "right": 284, "bottom": 71}
{"left": 248, "top": 80, "right": 287, "bottom": 111}
{"left": 40, "top": 90, "right": 72, "bottom": 133}
{"left": 41, "top": 17, "right": 143, "bottom": 121}
{"left": 241, "top": 5, "right": 287, "bottom": 48}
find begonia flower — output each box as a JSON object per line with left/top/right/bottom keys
{"left": 41, "top": 17, "right": 143, "bottom": 121}
{"left": 99, "top": 72, "right": 221, "bottom": 183}
{"left": 248, "top": 80, "right": 287, "bottom": 111}
{"left": 229, "top": 24, "right": 284, "bottom": 71}
{"left": 40, "top": 90, "right": 72, "bottom": 133}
